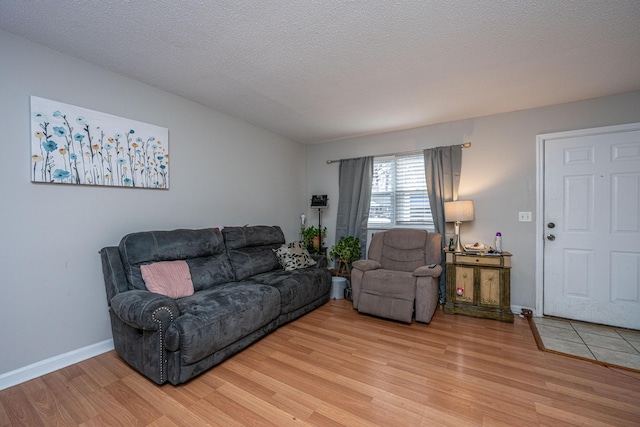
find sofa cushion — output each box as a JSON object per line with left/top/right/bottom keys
{"left": 166, "top": 282, "right": 281, "bottom": 365}
{"left": 119, "top": 228, "right": 235, "bottom": 292}
{"left": 141, "top": 260, "right": 194, "bottom": 299}
{"left": 222, "top": 226, "right": 285, "bottom": 280}
{"left": 250, "top": 267, "right": 331, "bottom": 314}
{"left": 273, "top": 241, "right": 317, "bottom": 271}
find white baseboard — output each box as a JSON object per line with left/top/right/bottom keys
{"left": 0, "top": 339, "right": 114, "bottom": 391}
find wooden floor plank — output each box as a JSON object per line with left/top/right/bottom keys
{"left": 40, "top": 370, "right": 100, "bottom": 423}
{"left": 119, "top": 375, "right": 213, "bottom": 427}
{"left": 0, "top": 386, "right": 44, "bottom": 427}
{"left": 2, "top": 300, "right": 640, "bottom": 426}
{"left": 20, "top": 377, "right": 77, "bottom": 426}
{"left": 82, "top": 386, "right": 142, "bottom": 425}
{"left": 198, "top": 389, "right": 278, "bottom": 427}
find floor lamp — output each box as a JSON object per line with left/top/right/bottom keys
{"left": 444, "top": 200, "right": 475, "bottom": 252}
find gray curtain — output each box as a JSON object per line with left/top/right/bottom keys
{"left": 424, "top": 145, "right": 462, "bottom": 302}
{"left": 335, "top": 157, "right": 373, "bottom": 259}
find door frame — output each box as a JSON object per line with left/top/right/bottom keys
{"left": 535, "top": 122, "right": 640, "bottom": 318}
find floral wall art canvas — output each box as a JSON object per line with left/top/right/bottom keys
{"left": 30, "top": 96, "right": 169, "bottom": 189}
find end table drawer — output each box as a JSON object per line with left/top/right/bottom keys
{"left": 455, "top": 255, "right": 503, "bottom": 266}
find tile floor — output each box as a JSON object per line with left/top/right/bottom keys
{"left": 533, "top": 316, "right": 640, "bottom": 371}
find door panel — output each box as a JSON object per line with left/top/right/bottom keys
{"left": 563, "top": 249, "right": 591, "bottom": 298}
{"left": 542, "top": 124, "right": 640, "bottom": 329}
{"left": 564, "top": 175, "right": 593, "bottom": 232}
{"left": 611, "top": 252, "right": 640, "bottom": 302}
{"left": 612, "top": 173, "right": 640, "bottom": 232}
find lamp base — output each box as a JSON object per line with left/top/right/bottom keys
{"left": 454, "top": 221, "right": 464, "bottom": 252}
{"left": 454, "top": 234, "right": 464, "bottom": 252}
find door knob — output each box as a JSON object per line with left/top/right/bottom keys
{"left": 547, "top": 222, "right": 555, "bottom": 228}
{"left": 546, "top": 234, "right": 556, "bottom": 241}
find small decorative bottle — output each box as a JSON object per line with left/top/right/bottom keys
{"left": 495, "top": 232, "right": 502, "bottom": 253}
{"left": 448, "top": 237, "right": 455, "bottom": 251}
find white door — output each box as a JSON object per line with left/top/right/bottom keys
{"left": 540, "top": 123, "right": 640, "bottom": 329}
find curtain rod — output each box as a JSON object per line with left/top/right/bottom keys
{"left": 326, "top": 142, "right": 471, "bottom": 164}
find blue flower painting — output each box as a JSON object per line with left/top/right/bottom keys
{"left": 30, "top": 96, "right": 169, "bottom": 189}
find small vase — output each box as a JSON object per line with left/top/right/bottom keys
{"left": 312, "top": 236, "right": 320, "bottom": 249}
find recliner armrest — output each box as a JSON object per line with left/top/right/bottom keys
{"left": 110, "top": 290, "right": 180, "bottom": 330}
{"left": 352, "top": 259, "right": 381, "bottom": 272}
{"left": 413, "top": 265, "right": 443, "bottom": 277}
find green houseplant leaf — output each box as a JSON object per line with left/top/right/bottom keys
{"left": 301, "top": 225, "right": 327, "bottom": 251}
{"left": 329, "top": 236, "right": 361, "bottom": 264}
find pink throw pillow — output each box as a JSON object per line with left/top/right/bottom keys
{"left": 140, "top": 260, "right": 194, "bottom": 299}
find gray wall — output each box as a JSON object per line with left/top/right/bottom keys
{"left": 0, "top": 30, "right": 308, "bottom": 376}
{"left": 308, "top": 91, "right": 640, "bottom": 310}
{"left": 3, "top": 26, "right": 640, "bottom": 380}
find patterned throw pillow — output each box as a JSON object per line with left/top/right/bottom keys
{"left": 140, "top": 260, "right": 195, "bottom": 299}
{"left": 273, "top": 241, "right": 317, "bottom": 271}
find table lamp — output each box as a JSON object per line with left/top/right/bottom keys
{"left": 444, "top": 200, "right": 475, "bottom": 252}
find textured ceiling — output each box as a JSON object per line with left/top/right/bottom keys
{"left": 1, "top": 1, "right": 639, "bottom": 144}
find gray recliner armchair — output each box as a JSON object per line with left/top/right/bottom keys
{"left": 350, "top": 228, "right": 443, "bottom": 323}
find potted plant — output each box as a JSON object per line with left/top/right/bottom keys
{"left": 301, "top": 225, "right": 327, "bottom": 251}
{"left": 330, "top": 236, "right": 361, "bottom": 276}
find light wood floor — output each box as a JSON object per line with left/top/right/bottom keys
{"left": 2, "top": 300, "right": 639, "bottom": 426}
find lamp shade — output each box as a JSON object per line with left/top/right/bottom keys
{"left": 444, "top": 200, "right": 475, "bottom": 222}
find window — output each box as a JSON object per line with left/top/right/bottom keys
{"left": 368, "top": 153, "right": 434, "bottom": 229}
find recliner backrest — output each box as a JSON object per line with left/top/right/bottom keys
{"left": 222, "top": 225, "right": 285, "bottom": 280}
{"left": 380, "top": 229, "right": 427, "bottom": 272}
{"left": 119, "top": 228, "right": 235, "bottom": 292}
{"left": 368, "top": 228, "right": 441, "bottom": 272}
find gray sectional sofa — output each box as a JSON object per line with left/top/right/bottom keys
{"left": 99, "top": 225, "right": 331, "bottom": 385}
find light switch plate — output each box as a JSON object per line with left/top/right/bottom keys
{"left": 518, "top": 211, "right": 532, "bottom": 222}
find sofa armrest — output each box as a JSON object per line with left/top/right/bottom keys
{"left": 110, "top": 290, "right": 180, "bottom": 330}
{"left": 352, "top": 259, "right": 381, "bottom": 272}
{"left": 413, "top": 265, "right": 443, "bottom": 277}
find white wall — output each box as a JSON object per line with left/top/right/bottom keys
{"left": 0, "top": 30, "right": 308, "bottom": 378}
{"left": 309, "top": 91, "right": 640, "bottom": 310}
